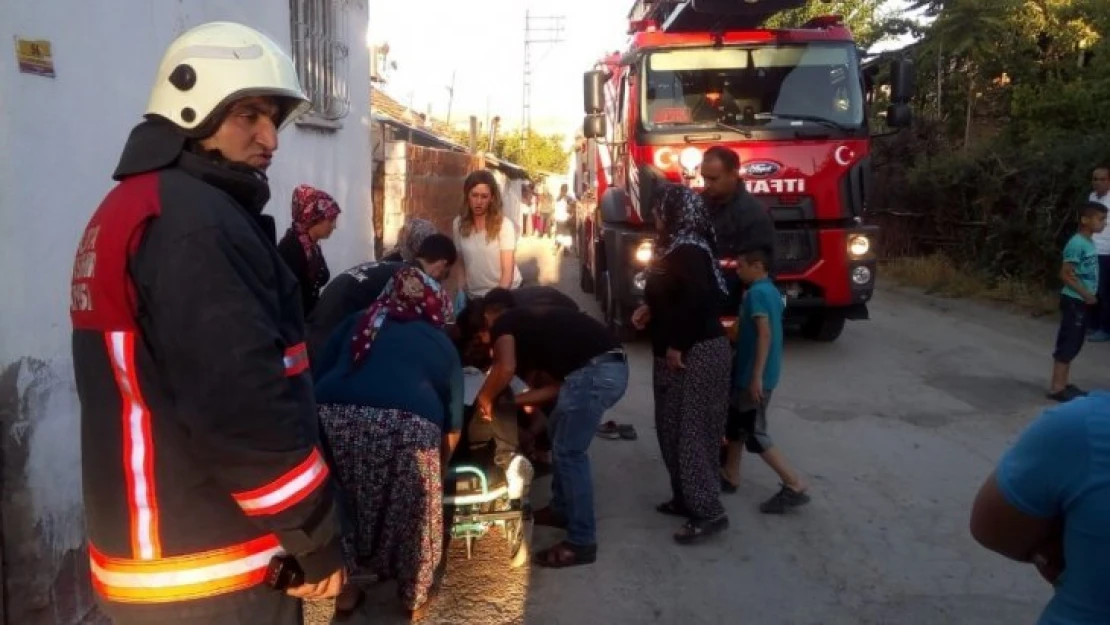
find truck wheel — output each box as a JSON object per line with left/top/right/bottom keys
{"left": 603, "top": 272, "right": 638, "bottom": 343}
{"left": 801, "top": 314, "right": 845, "bottom": 342}
{"left": 579, "top": 259, "right": 595, "bottom": 294}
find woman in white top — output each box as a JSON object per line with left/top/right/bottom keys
{"left": 453, "top": 170, "right": 523, "bottom": 299}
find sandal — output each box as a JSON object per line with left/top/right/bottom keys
{"left": 596, "top": 421, "right": 621, "bottom": 439}
{"left": 655, "top": 500, "right": 692, "bottom": 518}
{"left": 333, "top": 587, "right": 366, "bottom": 622}
{"left": 674, "top": 515, "right": 729, "bottom": 545}
{"left": 720, "top": 475, "right": 739, "bottom": 494}
{"left": 1047, "top": 385, "right": 1086, "bottom": 403}
{"left": 617, "top": 424, "right": 638, "bottom": 440}
{"left": 534, "top": 541, "right": 597, "bottom": 568}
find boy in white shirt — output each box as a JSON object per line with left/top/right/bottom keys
{"left": 1088, "top": 165, "right": 1110, "bottom": 341}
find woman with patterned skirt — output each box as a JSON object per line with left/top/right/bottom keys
{"left": 632, "top": 183, "right": 732, "bottom": 545}
{"left": 313, "top": 266, "right": 464, "bottom": 621}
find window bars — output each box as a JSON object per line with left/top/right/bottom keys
{"left": 290, "top": 0, "right": 351, "bottom": 123}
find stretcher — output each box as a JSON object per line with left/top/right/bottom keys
{"left": 442, "top": 368, "right": 533, "bottom": 568}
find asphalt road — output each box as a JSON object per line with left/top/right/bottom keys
{"left": 307, "top": 237, "right": 1097, "bottom": 624}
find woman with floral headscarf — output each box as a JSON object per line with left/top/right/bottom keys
{"left": 278, "top": 184, "right": 342, "bottom": 315}
{"left": 313, "top": 265, "right": 463, "bottom": 620}
{"left": 631, "top": 183, "right": 732, "bottom": 545}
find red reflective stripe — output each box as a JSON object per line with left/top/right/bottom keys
{"left": 231, "top": 448, "right": 329, "bottom": 517}
{"left": 89, "top": 535, "right": 282, "bottom": 604}
{"left": 105, "top": 331, "right": 162, "bottom": 560}
{"left": 283, "top": 342, "right": 309, "bottom": 376}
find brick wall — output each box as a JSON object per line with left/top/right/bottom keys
{"left": 402, "top": 144, "right": 482, "bottom": 237}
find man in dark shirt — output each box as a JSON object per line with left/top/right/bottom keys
{"left": 700, "top": 146, "right": 777, "bottom": 317}
{"left": 486, "top": 286, "right": 580, "bottom": 312}
{"left": 701, "top": 146, "right": 776, "bottom": 262}
{"left": 306, "top": 234, "right": 457, "bottom": 367}
{"left": 475, "top": 302, "right": 629, "bottom": 568}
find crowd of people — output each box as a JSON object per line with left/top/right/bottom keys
{"left": 67, "top": 18, "right": 1110, "bottom": 625}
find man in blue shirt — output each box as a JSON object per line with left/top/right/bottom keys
{"left": 971, "top": 392, "right": 1110, "bottom": 624}
{"left": 1048, "top": 201, "right": 1107, "bottom": 402}
{"left": 723, "top": 249, "right": 810, "bottom": 514}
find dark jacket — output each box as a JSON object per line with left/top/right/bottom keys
{"left": 69, "top": 120, "right": 342, "bottom": 621}
{"left": 704, "top": 188, "right": 776, "bottom": 263}
{"left": 643, "top": 244, "right": 724, "bottom": 358}
{"left": 704, "top": 188, "right": 777, "bottom": 313}
{"left": 305, "top": 260, "right": 404, "bottom": 370}
{"left": 278, "top": 230, "right": 330, "bottom": 316}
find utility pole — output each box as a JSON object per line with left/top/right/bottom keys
{"left": 523, "top": 9, "right": 564, "bottom": 148}
{"left": 445, "top": 70, "right": 456, "bottom": 127}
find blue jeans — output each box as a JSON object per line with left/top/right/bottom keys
{"left": 549, "top": 357, "right": 629, "bottom": 546}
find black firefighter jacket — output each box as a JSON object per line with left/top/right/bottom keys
{"left": 69, "top": 120, "right": 342, "bottom": 620}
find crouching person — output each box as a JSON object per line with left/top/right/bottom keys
{"left": 313, "top": 266, "right": 463, "bottom": 621}
{"left": 474, "top": 300, "right": 629, "bottom": 568}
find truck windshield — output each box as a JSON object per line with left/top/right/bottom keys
{"left": 641, "top": 43, "right": 864, "bottom": 133}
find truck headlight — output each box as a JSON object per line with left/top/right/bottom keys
{"left": 635, "top": 241, "right": 653, "bottom": 264}
{"left": 852, "top": 266, "right": 872, "bottom": 285}
{"left": 848, "top": 235, "right": 871, "bottom": 257}
{"left": 679, "top": 146, "right": 703, "bottom": 172}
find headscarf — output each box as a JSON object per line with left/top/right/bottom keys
{"left": 652, "top": 183, "right": 728, "bottom": 294}
{"left": 390, "top": 218, "right": 438, "bottom": 262}
{"left": 351, "top": 265, "right": 452, "bottom": 367}
{"left": 291, "top": 184, "right": 342, "bottom": 284}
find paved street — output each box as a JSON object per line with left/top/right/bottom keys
{"left": 307, "top": 237, "right": 1097, "bottom": 624}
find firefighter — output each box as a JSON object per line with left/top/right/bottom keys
{"left": 69, "top": 22, "right": 344, "bottom": 625}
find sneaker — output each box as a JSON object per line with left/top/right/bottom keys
{"left": 1089, "top": 331, "right": 1110, "bottom": 342}
{"left": 506, "top": 454, "right": 534, "bottom": 504}
{"left": 759, "top": 484, "right": 811, "bottom": 514}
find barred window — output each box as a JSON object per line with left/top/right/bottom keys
{"left": 289, "top": 0, "right": 351, "bottom": 127}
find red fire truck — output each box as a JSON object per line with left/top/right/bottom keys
{"left": 576, "top": 0, "right": 914, "bottom": 342}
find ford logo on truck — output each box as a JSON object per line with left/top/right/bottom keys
{"left": 743, "top": 161, "right": 780, "bottom": 177}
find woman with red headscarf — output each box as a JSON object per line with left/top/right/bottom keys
{"left": 313, "top": 265, "right": 463, "bottom": 621}
{"left": 278, "top": 184, "right": 342, "bottom": 315}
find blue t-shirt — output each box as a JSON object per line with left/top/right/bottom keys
{"left": 314, "top": 314, "right": 464, "bottom": 433}
{"left": 732, "top": 277, "right": 783, "bottom": 391}
{"left": 1061, "top": 234, "right": 1098, "bottom": 301}
{"left": 995, "top": 392, "right": 1110, "bottom": 624}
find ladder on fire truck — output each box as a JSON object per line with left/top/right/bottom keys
{"left": 629, "top": 0, "right": 826, "bottom": 33}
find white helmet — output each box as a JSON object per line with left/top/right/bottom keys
{"left": 146, "top": 22, "right": 311, "bottom": 136}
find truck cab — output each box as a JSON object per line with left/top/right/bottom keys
{"left": 577, "top": 0, "right": 914, "bottom": 342}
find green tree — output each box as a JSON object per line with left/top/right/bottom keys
{"left": 491, "top": 131, "right": 569, "bottom": 178}
{"left": 765, "top": 0, "right": 911, "bottom": 49}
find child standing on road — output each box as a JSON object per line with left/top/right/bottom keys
{"left": 1048, "top": 201, "right": 1108, "bottom": 402}
{"left": 722, "top": 249, "right": 810, "bottom": 514}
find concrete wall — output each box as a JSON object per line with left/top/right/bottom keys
{"left": 0, "top": 1, "right": 371, "bottom": 623}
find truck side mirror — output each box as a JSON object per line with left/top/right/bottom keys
{"left": 886, "top": 103, "right": 913, "bottom": 128}
{"left": 584, "top": 70, "right": 605, "bottom": 115}
{"left": 583, "top": 114, "right": 607, "bottom": 139}
{"left": 889, "top": 58, "right": 915, "bottom": 104}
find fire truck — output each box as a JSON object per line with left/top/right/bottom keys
{"left": 576, "top": 0, "right": 915, "bottom": 342}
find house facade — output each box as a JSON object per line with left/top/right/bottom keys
{"left": 0, "top": 1, "right": 371, "bottom": 622}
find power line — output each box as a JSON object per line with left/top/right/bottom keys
{"left": 523, "top": 9, "right": 564, "bottom": 146}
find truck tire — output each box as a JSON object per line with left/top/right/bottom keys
{"left": 579, "top": 258, "right": 595, "bottom": 293}
{"left": 602, "top": 271, "right": 638, "bottom": 343}
{"left": 801, "top": 314, "right": 845, "bottom": 342}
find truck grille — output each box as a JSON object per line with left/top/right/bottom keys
{"left": 775, "top": 229, "right": 818, "bottom": 274}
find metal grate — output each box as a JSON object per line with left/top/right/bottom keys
{"left": 775, "top": 229, "right": 818, "bottom": 273}
{"left": 289, "top": 0, "right": 351, "bottom": 122}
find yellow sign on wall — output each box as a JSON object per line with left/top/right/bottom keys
{"left": 15, "top": 37, "right": 55, "bottom": 78}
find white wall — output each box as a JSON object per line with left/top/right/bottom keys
{"left": 0, "top": 0, "right": 371, "bottom": 618}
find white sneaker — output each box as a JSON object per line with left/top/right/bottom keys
{"left": 505, "top": 454, "right": 534, "bottom": 502}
